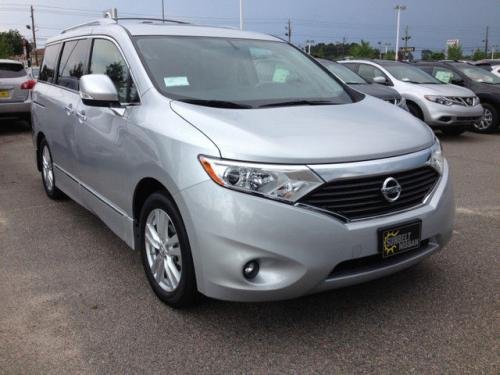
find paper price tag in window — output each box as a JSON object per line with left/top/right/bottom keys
{"left": 435, "top": 71, "right": 453, "bottom": 83}
{"left": 272, "top": 68, "right": 290, "bottom": 83}
{"left": 164, "top": 76, "right": 190, "bottom": 87}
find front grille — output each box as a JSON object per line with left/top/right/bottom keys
{"left": 327, "top": 239, "right": 430, "bottom": 279}
{"left": 447, "top": 96, "right": 476, "bottom": 106}
{"left": 299, "top": 166, "right": 439, "bottom": 221}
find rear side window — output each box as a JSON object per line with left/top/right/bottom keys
{"left": 89, "top": 39, "right": 139, "bottom": 103}
{"left": 0, "top": 62, "right": 26, "bottom": 78}
{"left": 39, "top": 44, "right": 61, "bottom": 83}
{"left": 358, "top": 64, "right": 386, "bottom": 82}
{"left": 57, "top": 39, "right": 90, "bottom": 90}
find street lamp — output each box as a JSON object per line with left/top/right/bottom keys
{"left": 394, "top": 5, "right": 406, "bottom": 61}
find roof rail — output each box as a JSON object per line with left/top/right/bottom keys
{"left": 115, "top": 17, "right": 189, "bottom": 24}
{"left": 61, "top": 18, "right": 116, "bottom": 34}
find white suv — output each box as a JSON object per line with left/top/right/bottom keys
{"left": 340, "top": 60, "right": 483, "bottom": 135}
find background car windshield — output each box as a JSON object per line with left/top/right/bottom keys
{"left": 385, "top": 65, "right": 441, "bottom": 84}
{"left": 453, "top": 65, "right": 500, "bottom": 84}
{"left": 323, "top": 62, "right": 367, "bottom": 84}
{"left": 134, "top": 36, "right": 352, "bottom": 107}
{"left": 0, "top": 63, "right": 26, "bottom": 78}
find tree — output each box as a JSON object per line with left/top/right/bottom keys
{"left": 0, "top": 30, "right": 24, "bottom": 58}
{"left": 447, "top": 44, "right": 463, "bottom": 60}
{"left": 384, "top": 50, "right": 396, "bottom": 60}
{"left": 430, "top": 51, "right": 445, "bottom": 60}
{"left": 472, "top": 49, "right": 487, "bottom": 61}
{"left": 349, "top": 40, "right": 377, "bottom": 59}
{"left": 421, "top": 50, "right": 433, "bottom": 60}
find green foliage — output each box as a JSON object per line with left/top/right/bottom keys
{"left": 447, "top": 44, "right": 463, "bottom": 60}
{"left": 383, "top": 50, "right": 396, "bottom": 60}
{"left": 0, "top": 30, "right": 24, "bottom": 58}
{"left": 472, "top": 49, "right": 487, "bottom": 61}
{"left": 310, "top": 41, "right": 358, "bottom": 60}
{"left": 349, "top": 40, "right": 378, "bottom": 58}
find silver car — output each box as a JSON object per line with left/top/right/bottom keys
{"left": 0, "top": 59, "right": 34, "bottom": 124}
{"left": 32, "top": 18, "right": 455, "bottom": 307}
{"left": 340, "top": 59, "right": 484, "bottom": 135}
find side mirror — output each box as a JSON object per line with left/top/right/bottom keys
{"left": 451, "top": 78, "right": 465, "bottom": 86}
{"left": 373, "top": 76, "right": 387, "bottom": 84}
{"left": 79, "top": 74, "right": 119, "bottom": 107}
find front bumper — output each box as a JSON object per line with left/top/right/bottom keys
{"left": 176, "top": 161, "right": 454, "bottom": 302}
{"left": 424, "top": 102, "right": 483, "bottom": 127}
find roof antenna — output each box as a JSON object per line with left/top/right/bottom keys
{"left": 103, "top": 8, "right": 118, "bottom": 20}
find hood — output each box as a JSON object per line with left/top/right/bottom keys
{"left": 171, "top": 96, "right": 435, "bottom": 164}
{"left": 469, "top": 81, "right": 500, "bottom": 97}
{"left": 348, "top": 83, "right": 401, "bottom": 101}
{"left": 419, "top": 83, "right": 476, "bottom": 96}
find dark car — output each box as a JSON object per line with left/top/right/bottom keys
{"left": 317, "top": 58, "right": 407, "bottom": 110}
{"left": 416, "top": 60, "right": 500, "bottom": 133}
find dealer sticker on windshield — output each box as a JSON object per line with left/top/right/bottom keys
{"left": 378, "top": 220, "right": 422, "bottom": 258}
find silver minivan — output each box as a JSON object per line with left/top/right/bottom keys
{"left": 32, "top": 18, "right": 455, "bottom": 307}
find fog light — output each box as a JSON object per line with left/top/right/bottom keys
{"left": 243, "top": 260, "right": 259, "bottom": 280}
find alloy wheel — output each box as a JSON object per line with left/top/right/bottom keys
{"left": 474, "top": 108, "right": 493, "bottom": 131}
{"left": 42, "top": 146, "right": 54, "bottom": 192}
{"left": 145, "top": 208, "right": 182, "bottom": 292}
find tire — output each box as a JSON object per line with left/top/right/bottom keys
{"left": 139, "top": 192, "right": 198, "bottom": 308}
{"left": 473, "top": 103, "right": 498, "bottom": 133}
{"left": 39, "top": 139, "right": 64, "bottom": 199}
{"left": 407, "top": 102, "right": 424, "bottom": 120}
{"left": 441, "top": 126, "right": 467, "bottom": 136}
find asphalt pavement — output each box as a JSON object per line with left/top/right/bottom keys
{"left": 0, "top": 120, "right": 498, "bottom": 374}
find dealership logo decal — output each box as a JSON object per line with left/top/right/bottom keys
{"left": 381, "top": 177, "right": 402, "bottom": 202}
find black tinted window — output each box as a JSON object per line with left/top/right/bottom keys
{"left": 89, "top": 39, "right": 139, "bottom": 103}
{"left": 39, "top": 44, "right": 61, "bottom": 83}
{"left": 0, "top": 62, "right": 26, "bottom": 78}
{"left": 57, "top": 39, "right": 90, "bottom": 90}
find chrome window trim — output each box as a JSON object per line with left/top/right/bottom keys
{"left": 299, "top": 147, "right": 442, "bottom": 223}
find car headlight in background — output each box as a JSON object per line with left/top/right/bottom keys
{"left": 424, "top": 95, "right": 454, "bottom": 106}
{"left": 428, "top": 138, "right": 444, "bottom": 175}
{"left": 199, "top": 156, "right": 324, "bottom": 203}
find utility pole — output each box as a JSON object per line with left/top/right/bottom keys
{"left": 402, "top": 26, "right": 411, "bottom": 60}
{"left": 341, "top": 36, "right": 346, "bottom": 58}
{"left": 483, "top": 26, "right": 489, "bottom": 55}
{"left": 285, "top": 18, "right": 292, "bottom": 43}
{"left": 162, "top": 0, "right": 165, "bottom": 22}
{"left": 30, "top": 5, "right": 38, "bottom": 66}
{"left": 239, "top": 0, "right": 243, "bottom": 30}
{"left": 394, "top": 5, "right": 406, "bottom": 61}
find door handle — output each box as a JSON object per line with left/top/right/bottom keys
{"left": 76, "top": 109, "right": 87, "bottom": 122}
{"left": 64, "top": 104, "right": 73, "bottom": 116}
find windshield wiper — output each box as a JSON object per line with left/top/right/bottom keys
{"left": 259, "top": 99, "right": 337, "bottom": 108}
{"left": 177, "top": 99, "right": 252, "bottom": 109}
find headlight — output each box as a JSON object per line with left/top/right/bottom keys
{"left": 424, "top": 95, "right": 454, "bottom": 106}
{"left": 428, "top": 139, "right": 444, "bottom": 175}
{"left": 199, "top": 156, "right": 324, "bottom": 203}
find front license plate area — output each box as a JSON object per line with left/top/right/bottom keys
{"left": 378, "top": 220, "right": 422, "bottom": 258}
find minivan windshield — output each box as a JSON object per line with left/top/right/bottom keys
{"left": 134, "top": 36, "right": 353, "bottom": 108}
{"left": 320, "top": 60, "right": 367, "bottom": 84}
{"left": 0, "top": 63, "right": 26, "bottom": 78}
{"left": 452, "top": 64, "right": 500, "bottom": 84}
{"left": 384, "top": 64, "right": 441, "bottom": 84}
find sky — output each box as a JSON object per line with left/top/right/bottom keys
{"left": 1, "top": 0, "right": 499, "bottom": 56}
